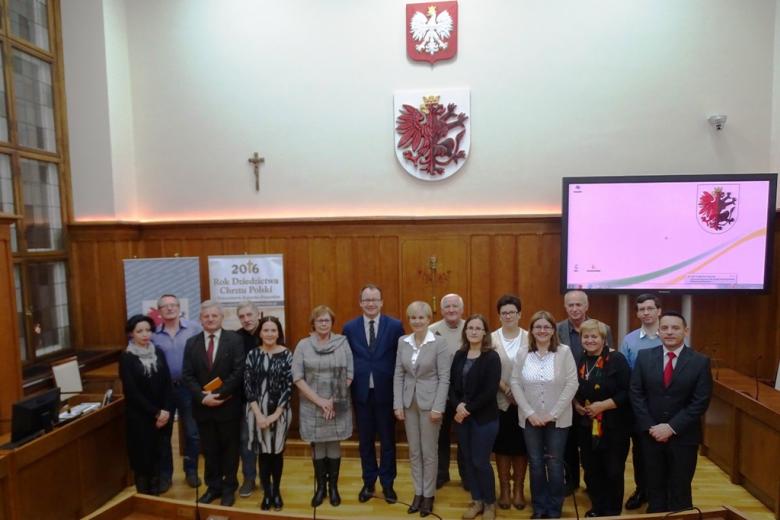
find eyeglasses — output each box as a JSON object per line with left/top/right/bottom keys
{"left": 361, "top": 298, "right": 382, "bottom": 303}
{"left": 500, "top": 311, "right": 518, "bottom": 317}
{"left": 532, "top": 325, "right": 554, "bottom": 331}
{"left": 159, "top": 303, "right": 179, "bottom": 309}
{"left": 314, "top": 318, "right": 332, "bottom": 324}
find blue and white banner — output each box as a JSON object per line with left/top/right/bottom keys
{"left": 123, "top": 257, "right": 201, "bottom": 322}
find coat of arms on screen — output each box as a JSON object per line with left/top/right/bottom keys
{"left": 406, "top": 2, "right": 458, "bottom": 64}
{"left": 697, "top": 184, "right": 739, "bottom": 233}
{"left": 394, "top": 88, "right": 470, "bottom": 182}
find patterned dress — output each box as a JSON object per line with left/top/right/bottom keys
{"left": 244, "top": 347, "right": 293, "bottom": 454}
{"left": 292, "top": 333, "right": 354, "bottom": 443}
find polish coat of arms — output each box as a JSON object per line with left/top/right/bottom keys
{"left": 697, "top": 184, "right": 739, "bottom": 233}
{"left": 394, "top": 88, "right": 470, "bottom": 181}
{"left": 406, "top": 2, "right": 458, "bottom": 64}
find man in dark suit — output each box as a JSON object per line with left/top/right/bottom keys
{"left": 182, "top": 300, "right": 246, "bottom": 507}
{"left": 629, "top": 311, "right": 712, "bottom": 513}
{"left": 342, "top": 284, "right": 405, "bottom": 503}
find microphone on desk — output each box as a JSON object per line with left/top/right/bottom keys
{"left": 663, "top": 505, "right": 703, "bottom": 519}
{"left": 753, "top": 354, "right": 763, "bottom": 401}
{"left": 364, "top": 493, "right": 444, "bottom": 520}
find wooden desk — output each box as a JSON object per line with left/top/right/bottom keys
{"left": 703, "top": 368, "right": 780, "bottom": 519}
{"left": 0, "top": 395, "right": 128, "bottom": 520}
{"left": 83, "top": 361, "right": 122, "bottom": 394}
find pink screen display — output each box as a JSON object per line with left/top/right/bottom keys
{"left": 566, "top": 180, "right": 772, "bottom": 290}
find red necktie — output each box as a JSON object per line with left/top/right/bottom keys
{"left": 206, "top": 334, "right": 215, "bottom": 370}
{"left": 663, "top": 351, "right": 676, "bottom": 388}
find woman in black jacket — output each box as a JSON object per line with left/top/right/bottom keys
{"left": 450, "top": 314, "right": 502, "bottom": 520}
{"left": 119, "top": 314, "right": 173, "bottom": 495}
{"left": 573, "top": 319, "right": 631, "bottom": 517}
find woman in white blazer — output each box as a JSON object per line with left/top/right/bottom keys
{"left": 510, "top": 310, "right": 578, "bottom": 519}
{"left": 394, "top": 301, "right": 451, "bottom": 518}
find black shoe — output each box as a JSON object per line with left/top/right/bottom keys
{"left": 311, "top": 458, "right": 327, "bottom": 507}
{"left": 625, "top": 489, "right": 646, "bottom": 510}
{"left": 358, "top": 483, "right": 375, "bottom": 502}
{"left": 273, "top": 491, "right": 283, "bottom": 511}
{"left": 220, "top": 493, "right": 235, "bottom": 507}
{"left": 326, "top": 457, "right": 341, "bottom": 506}
{"left": 436, "top": 473, "right": 450, "bottom": 489}
{"left": 383, "top": 484, "right": 397, "bottom": 504}
{"left": 185, "top": 472, "right": 201, "bottom": 488}
{"left": 260, "top": 495, "right": 272, "bottom": 510}
{"left": 419, "top": 496, "right": 434, "bottom": 517}
{"left": 407, "top": 495, "right": 422, "bottom": 514}
{"left": 158, "top": 478, "right": 171, "bottom": 494}
{"left": 585, "top": 511, "right": 599, "bottom": 517}
{"left": 239, "top": 478, "right": 255, "bottom": 498}
{"left": 198, "top": 490, "right": 220, "bottom": 504}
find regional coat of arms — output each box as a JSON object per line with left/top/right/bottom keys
{"left": 697, "top": 184, "right": 739, "bottom": 233}
{"left": 394, "top": 88, "right": 470, "bottom": 181}
{"left": 406, "top": 2, "right": 458, "bottom": 64}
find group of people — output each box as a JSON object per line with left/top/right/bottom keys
{"left": 118, "top": 287, "right": 713, "bottom": 519}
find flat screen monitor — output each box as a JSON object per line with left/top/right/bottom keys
{"left": 562, "top": 174, "right": 777, "bottom": 293}
{"left": 11, "top": 387, "right": 61, "bottom": 443}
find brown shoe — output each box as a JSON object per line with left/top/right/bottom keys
{"left": 462, "top": 500, "right": 484, "bottom": 519}
{"left": 483, "top": 502, "right": 496, "bottom": 520}
{"left": 496, "top": 454, "right": 511, "bottom": 509}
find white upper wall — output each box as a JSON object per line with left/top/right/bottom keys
{"left": 63, "top": 0, "right": 778, "bottom": 221}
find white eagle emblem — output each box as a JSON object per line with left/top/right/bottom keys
{"left": 410, "top": 6, "right": 453, "bottom": 55}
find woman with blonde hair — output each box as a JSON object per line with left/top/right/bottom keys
{"left": 394, "top": 301, "right": 451, "bottom": 517}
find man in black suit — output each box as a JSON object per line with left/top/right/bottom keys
{"left": 182, "top": 300, "right": 246, "bottom": 507}
{"left": 629, "top": 311, "right": 712, "bottom": 513}
{"left": 342, "top": 284, "right": 405, "bottom": 503}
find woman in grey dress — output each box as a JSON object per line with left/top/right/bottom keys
{"left": 292, "top": 305, "right": 354, "bottom": 508}
{"left": 244, "top": 316, "right": 293, "bottom": 511}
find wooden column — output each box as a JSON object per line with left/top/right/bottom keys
{"left": 0, "top": 215, "right": 22, "bottom": 434}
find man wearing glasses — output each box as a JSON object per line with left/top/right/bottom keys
{"left": 343, "top": 284, "right": 405, "bottom": 503}
{"left": 152, "top": 294, "right": 203, "bottom": 492}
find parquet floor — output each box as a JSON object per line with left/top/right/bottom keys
{"left": 92, "top": 433, "right": 775, "bottom": 519}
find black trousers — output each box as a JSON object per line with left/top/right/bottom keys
{"left": 578, "top": 427, "right": 630, "bottom": 516}
{"left": 198, "top": 417, "right": 241, "bottom": 496}
{"left": 355, "top": 390, "right": 397, "bottom": 487}
{"left": 641, "top": 434, "right": 699, "bottom": 513}
{"left": 631, "top": 431, "right": 646, "bottom": 492}
{"left": 437, "top": 401, "right": 464, "bottom": 483}
{"left": 564, "top": 423, "right": 580, "bottom": 490}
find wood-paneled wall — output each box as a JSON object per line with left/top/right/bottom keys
{"left": 68, "top": 216, "right": 780, "bottom": 380}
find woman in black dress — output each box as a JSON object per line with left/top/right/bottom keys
{"left": 244, "top": 316, "right": 293, "bottom": 511}
{"left": 573, "top": 319, "right": 631, "bottom": 517}
{"left": 119, "top": 314, "right": 173, "bottom": 495}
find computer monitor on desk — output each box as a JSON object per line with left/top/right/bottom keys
{"left": 10, "top": 387, "right": 61, "bottom": 444}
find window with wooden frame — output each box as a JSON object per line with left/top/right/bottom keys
{"left": 0, "top": 0, "right": 72, "bottom": 365}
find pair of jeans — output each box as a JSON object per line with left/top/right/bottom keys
{"left": 523, "top": 421, "right": 568, "bottom": 518}
{"left": 160, "top": 384, "right": 200, "bottom": 479}
{"left": 240, "top": 410, "right": 257, "bottom": 481}
{"left": 458, "top": 417, "right": 499, "bottom": 503}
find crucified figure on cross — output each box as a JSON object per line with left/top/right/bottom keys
{"left": 248, "top": 152, "right": 265, "bottom": 191}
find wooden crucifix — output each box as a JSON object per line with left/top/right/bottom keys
{"left": 248, "top": 152, "right": 265, "bottom": 191}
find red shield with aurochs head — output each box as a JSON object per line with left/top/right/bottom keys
{"left": 406, "top": 2, "right": 458, "bottom": 64}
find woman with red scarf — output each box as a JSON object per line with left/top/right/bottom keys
{"left": 574, "top": 319, "right": 631, "bottom": 517}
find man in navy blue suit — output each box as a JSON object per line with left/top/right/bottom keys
{"left": 343, "top": 284, "right": 405, "bottom": 503}
{"left": 630, "top": 311, "right": 712, "bottom": 513}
